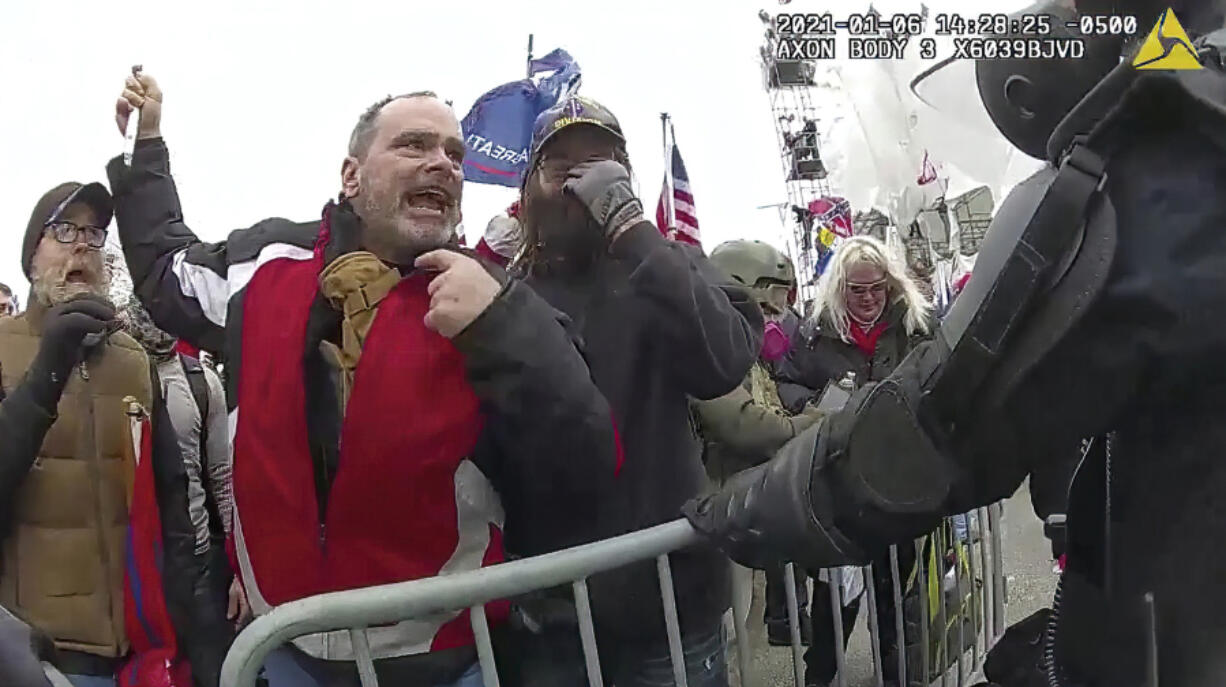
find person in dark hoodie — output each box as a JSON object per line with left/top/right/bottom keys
{"left": 508, "top": 95, "right": 762, "bottom": 687}
{"left": 108, "top": 72, "right": 619, "bottom": 687}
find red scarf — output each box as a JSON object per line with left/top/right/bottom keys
{"left": 121, "top": 416, "right": 193, "bottom": 687}
{"left": 849, "top": 320, "right": 889, "bottom": 357}
{"left": 232, "top": 216, "right": 507, "bottom": 651}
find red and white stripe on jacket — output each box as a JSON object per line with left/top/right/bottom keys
{"left": 211, "top": 242, "right": 508, "bottom": 661}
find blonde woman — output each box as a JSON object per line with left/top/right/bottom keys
{"left": 795, "top": 235, "right": 934, "bottom": 391}
{"left": 779, "top": 235, "right": 934, "bottom": 687}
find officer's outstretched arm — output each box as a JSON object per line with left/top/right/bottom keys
{"left": 684, "top": 340, "right": 953, "bottom": 569}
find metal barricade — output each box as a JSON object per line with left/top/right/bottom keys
{"left": 221, "top": 506, "right": 1011, "bottom": 687}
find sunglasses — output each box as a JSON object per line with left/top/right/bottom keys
{"left": 845, "top": 280, "right": 888, "bottom": 298}
{"left": 44, "top": 221, "right": 108, "bottom": 249}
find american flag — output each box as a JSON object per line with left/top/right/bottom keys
{"left": 655, "top": 144, "right": 701, "bottom": 246}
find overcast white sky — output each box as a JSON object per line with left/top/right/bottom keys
{"left": 1, "top": 0, "right": 1029, "bottom": 298}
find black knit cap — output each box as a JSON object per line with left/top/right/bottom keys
{"left": 22, "top": 182, "right": 114, "bottom": 278}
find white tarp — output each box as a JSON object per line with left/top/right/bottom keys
{"left": 816, "top": 0, "right": 1045, "bottom": 225}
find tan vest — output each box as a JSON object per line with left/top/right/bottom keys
{"left": 0, "top": 306, "right": 151, "bottom": 658}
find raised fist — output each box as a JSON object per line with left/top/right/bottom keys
{"left": 115, "top": 71, "right": 163, "bottom": 140}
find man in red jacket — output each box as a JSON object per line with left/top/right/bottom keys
{"left": 111, "top": 73, "right": 618, "bottom": 687}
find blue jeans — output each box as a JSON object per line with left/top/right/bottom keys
{"left": 65, "top": 676, "right": 117, "bottom": 687}
{"left": 261, "top": 646, "right": 483, "bottom": 687}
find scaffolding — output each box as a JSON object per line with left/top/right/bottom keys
{"left": 757, "top": 11, "right": 837, "bottom": 308}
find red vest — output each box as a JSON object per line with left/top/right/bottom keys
{"left": 232, "top": 242, "right": 508, "bottom": 654}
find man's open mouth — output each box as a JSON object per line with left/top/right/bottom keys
{"left": 65, "top": 269, "right": 88, "bottom": 284}
{"left": 404, "top": 187, "right": 453, "bottom": 215}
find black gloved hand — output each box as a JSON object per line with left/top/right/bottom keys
{"left": 682, "top": 421, "right": 870, "bottom": 571}
{"left": 27, "top": 295, "right": 116, "bottom": 412}
{"left": 563, "top": 160, "right": 644, "bottom": 239}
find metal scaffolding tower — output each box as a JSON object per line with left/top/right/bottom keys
{"left": 757, "top": 10, "right": 837, "bottom": 307}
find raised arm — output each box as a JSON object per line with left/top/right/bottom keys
{"left": 106, "top": 73, "right": 232, "bottom": 353}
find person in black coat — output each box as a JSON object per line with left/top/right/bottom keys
{"left": 509, "top": 95, "right": 762, "bottom": 687}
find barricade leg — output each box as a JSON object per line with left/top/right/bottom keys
{"left": 976, "top": 507, "right": 993, "bottom": 647}
{"left": 470, "top": 605, "right": 501, "bottom": 687}
{"left": 936, "top": 528, "right": 950, "bottom": 687}
{"left": 964, "top": 524, "right": 981, "bottom": 672}
{"left": 656, "top": 554, "right": 689, "bottom": 687}
{"left": 349, "top": 628, "right": 380, "bottom": 687}
{"left": 573, "top": 579, "right": 605, "bottom": 687}
{"left": 828, "top": 568, "right": 847, "bottom": 687}
{"left": 888, "top": 546, "right": 907, "bottom": 687}
{"left": 728, "top": 563, "right": 754, "bottom": 687}
{"left": 954, "top": 535, "right": 966, "bottom": 687}
{"left": 916, "top": 539, "right": 931, "bottom": 687}
{"left": 784, "top": 562, "right": 805, "bottom": 686}
{"left": 988, "top": 504, "right": 1006, "bottom": 639}
{"left": 862, "top": 563, "right": 884, "bottom": 687}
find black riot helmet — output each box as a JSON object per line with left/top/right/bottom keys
{"left": 974, "top": 1, "right": 1123, "bottom": 160}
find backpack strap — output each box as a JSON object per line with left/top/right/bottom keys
{"left": 178, "top": 352, "right": 226, "bottom": 542}
{"left": 178, "top": 353, "right": 209, "bottom": 450}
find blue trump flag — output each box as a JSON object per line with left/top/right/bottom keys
{"left": 460, "top": 48, "right": 580, "bottom": 187}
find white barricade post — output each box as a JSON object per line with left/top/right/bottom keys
{"left": 221, "top": 506, "right": 1015, "bottom": 687}
{"left": 784, "top": 561, "right": 806, "bottom": 685}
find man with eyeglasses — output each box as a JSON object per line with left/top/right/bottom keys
{"left": 0, "top": 181, "right": 177, "bottom": 687}
{"left": 0, "top": 284, "right": 17, "bottom": 318}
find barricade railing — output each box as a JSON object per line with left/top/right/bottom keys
{"left": 220, "top": 504, "right": 1010, "bottom": 687}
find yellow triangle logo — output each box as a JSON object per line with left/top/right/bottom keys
{"left": 1133, "top": 9, "right": 1202, "bottom": 70}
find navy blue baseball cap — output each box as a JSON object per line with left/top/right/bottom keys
{"left": 529, "top": 95, "right": 625, "bottom": 168}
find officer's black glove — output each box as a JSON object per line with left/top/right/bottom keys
{"left": 563, "top": 160, "right": 645, "bottom": 239}
{"left": 683, "top": 420, "right": 871, "bottom": 571}
{"left": 26, "top": 295, "right": 116, "bottom": 413}
{"left": 683, "top": 341, "right": 955, "bottom": 570}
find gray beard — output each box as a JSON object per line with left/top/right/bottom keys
{"left": 33, "top": 279, "right": 105, "bottom": 307}
{"left": 357, "top": 196, "right": 455, "bottom": 266}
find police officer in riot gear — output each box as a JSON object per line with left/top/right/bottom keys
{"left": 685, "top": 1, "right": 1226, "bottom": 685}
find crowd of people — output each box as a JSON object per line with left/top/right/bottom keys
{"left": 0, "top": 70, "right": 973, "bottom": 687}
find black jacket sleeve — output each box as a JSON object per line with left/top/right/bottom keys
{"left": 453, "top": 278, "right": 618, "bottom": 492}
{"left": 106, "top": 138, "right": 231, "bottom": 354}
{"left": 0, "top": 378, "right": 57, "bottom": 540}
{"left": 608, "top": 222, "right": 763, "bottom": 400}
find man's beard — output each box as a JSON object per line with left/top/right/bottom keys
{"left": 357, "top": 187, "right": 459, "bottom": 266}
{"left": 523, "top": 193, "right": 605, "bottom": 268}
{"left": 31, "top": 262, "right": 107, "bottom": 307}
